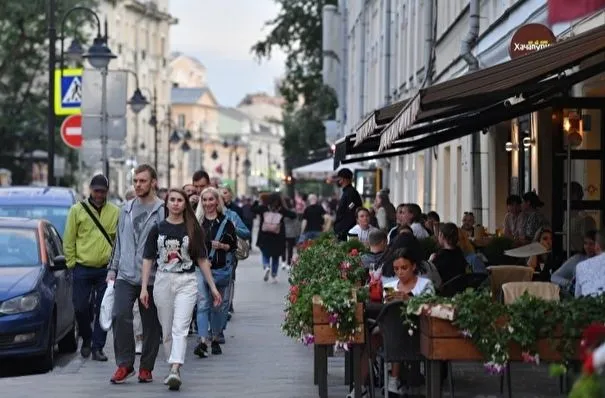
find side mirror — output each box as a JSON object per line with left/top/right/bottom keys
{"left": 52, "top": 255, "right": 68, "bottom": 271}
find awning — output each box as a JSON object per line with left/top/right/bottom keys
{"left": 292, "top": 157, "right": 366, "bottom": 180}
{"left": 336, "top": 24, "right": 605, "bottom": 165}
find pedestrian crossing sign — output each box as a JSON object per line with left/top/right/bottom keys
{"left": 54, "top": 68, "right": 83, "bottom": 116}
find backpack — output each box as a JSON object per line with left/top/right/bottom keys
{"left": 262, "top": 211, "right": 283, "bottom": 234}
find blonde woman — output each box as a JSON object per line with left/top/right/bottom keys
{"left": 194, "top": 187, "right": 237, "bottom": 357}
{"left": 458, "top": 229, "right": 487, "bottom": 274}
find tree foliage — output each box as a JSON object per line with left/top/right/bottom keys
{"left": 252, "top": 0, "right": 338, "bottom": 170}
{"left": 0, "top": 0, "right": 96, "bottom": 184}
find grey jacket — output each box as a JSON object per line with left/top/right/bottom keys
{"left": 108, "top": 197, "right": 165, "bottom": 286}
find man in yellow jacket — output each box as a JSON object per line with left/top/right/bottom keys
{"left": 63, "top": 175, "right": 119, "bottom": 361}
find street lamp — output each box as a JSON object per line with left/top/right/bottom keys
{"left": 128, "top": 88, "right": 148, "bottom": 114}
{"left": 47, "top": 3, "right": 117, "bottom": 183}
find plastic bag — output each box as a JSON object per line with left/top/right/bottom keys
{"left": 100, "top": 280, "right": 114, "bottom": 331}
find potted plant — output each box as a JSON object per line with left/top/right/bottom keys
{"left": 283, "top": 235, "right": 368, "bottom": 349}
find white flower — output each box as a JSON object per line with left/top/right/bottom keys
{"left": 408, "top": 329, "right": 414, "bottom": 336}
{"left": 508, "top": 325, "right": 514, "bottom": 333}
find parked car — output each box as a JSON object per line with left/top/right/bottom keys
{"left": 0, "top": 217, "right": 77, "bottom": 372}
{"left": 0, "top": 186, "right": 78, "bottom": 236}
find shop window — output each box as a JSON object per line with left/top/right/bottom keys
{"left": 561, "top": 109, "right": 601, "bottom": 150}
{"left": 563, "top": 159, "right": 601, "bottom": 201}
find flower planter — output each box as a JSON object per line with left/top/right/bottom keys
{"left": 420, "top": 315, "right": 580, "bottom": 361}
{"left": 312, "top": 295, "right": 365, "bottom": 345}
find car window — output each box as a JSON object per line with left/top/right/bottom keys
{"left": 0, "top": 227, "right": 40, "bottom": 267}
{"left": 48, "top": 224, "right": 63, "bottom": 256}
{"left": 0, "top": 205, "right": 70, "bottom": 236}
{"left": 44, "top": 225, "right": 60, "bottom": 264}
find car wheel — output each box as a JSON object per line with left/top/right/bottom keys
{"left": 36, "top": 317, "right": 55, "bottom": 373}
{"left": 58, "top": 319, "right": 78, "bottom": 354}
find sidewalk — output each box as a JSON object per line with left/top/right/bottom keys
{"left": 0, "top": 250, "right": 568, "bottom": 397}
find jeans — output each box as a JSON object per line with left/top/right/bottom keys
{"left": 299, "top": 230, "right": 322, "bottom": 243}
{"left": 112, "top": 279, "right": 161, "bottom": 370}
{"left": 72, "top": 265, "right": 107, "bottom": 351}
{"left": 154, "top": 271, "right": 197, "bottom": 365}
{"left": 196, "top": 269, "right": 229, "bottom": 340}
{"left": 282, "top": 238, "right": 296, "bottom": 265}
{"left": 262, "top": 252, "right": 280, "bottom": 277}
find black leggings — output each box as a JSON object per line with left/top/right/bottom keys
{"left": 282, "top": 237, "right": 297, "bottom": 265}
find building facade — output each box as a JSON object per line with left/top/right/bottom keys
{"left": 328, "top": 0, "right": 605, "bottom": 232}
{"left": 97, "top": 0, "right": 177, "bottom": 194}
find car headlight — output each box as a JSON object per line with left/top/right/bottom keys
{"left": 0, "top": 292, "right": 40, "bottom": 315}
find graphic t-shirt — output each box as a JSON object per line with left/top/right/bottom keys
{"left": 143, "top": 220, "right": 206, "bottom": 273}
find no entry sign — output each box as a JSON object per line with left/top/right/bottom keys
{"left": 60, "top": 114, "right": 82, "bottom": 149}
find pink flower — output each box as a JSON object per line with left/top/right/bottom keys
{"left": 521, "top": 351, "right": 540, "bottom": 365}
{"left": 302, "top": 334, "right": 315, "bottom": 346}
{"left": 339, "top": 261, "right": 351, "bottom": 271}
{"left": 484, "top": 361, "right": 507, "bottom": 375}
{"left": 350, "top": 249, "right": 359, "bottom": 256}
{"left": 328, "top": 312, "right": 339, "bottom": 326}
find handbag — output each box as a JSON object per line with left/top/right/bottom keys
{"left": 209, "top": 217, "right": 232, "bottom": 287}
{"left": 80, "top": 201, "right": 113, "bottom": 246}
{"left": 99, "top": 280, "right": 114, "bottom": 331}
{"left": 235, "top": 236, "right": 250, "bottom": 260}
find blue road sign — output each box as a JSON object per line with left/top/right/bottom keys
{"left": 54, "top": 68, "right": 83, "bottom": 115}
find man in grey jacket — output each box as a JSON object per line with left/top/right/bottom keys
{"left": 107, "top": 164, "right": 165, "bottom": 384}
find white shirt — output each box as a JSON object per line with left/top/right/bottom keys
{"left": 411, "top": 222, "right": 429, "bottom": 239}
{"left": 384, "top": 276, "right": 435, "bottom": 297}
{"left": 348, "top": 224, "right": 378, "bottom": 244}
{"left": 575, "top": 253, "right": 605, "bottom": 297}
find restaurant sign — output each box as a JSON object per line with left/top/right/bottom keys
{"left": 509, "top": 23, "right": 556, "bottom": 59}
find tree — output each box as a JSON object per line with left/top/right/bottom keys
{"left": 252, "top": 0, "right": 338, "bottom": 172}
{"left": 0, "top": 0, "right": 96, "bottom": 185}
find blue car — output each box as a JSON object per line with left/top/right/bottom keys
{"left": 0, "top": 217, "right": 77, "bottom": 372}
{"left": 0, "top": 186, "right": 78, "bottom": 236}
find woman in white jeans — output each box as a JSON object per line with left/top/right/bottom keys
{"left": 140, "top": 188, "right": 221, "bottom": 391}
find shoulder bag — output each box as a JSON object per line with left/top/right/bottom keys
{"left": 80, "top": 201, "right": 113, "bottom": 246}
{"left": 208, "top": 217, "right": 232, "bottom": 287}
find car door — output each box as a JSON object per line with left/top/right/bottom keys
{"left": 44, "top": 224, "right": 70, "bottom": 336}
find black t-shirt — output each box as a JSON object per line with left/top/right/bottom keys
{"left": 143, "top": 220, "right": 206, "bottom": 273}
{"left": 201, "top": 215, "right": 237, "bottom": 269}
{"left": 433, "top": 247, "right": 468, "bottom": 284}
{"left": 303, "top": 204, "right": 326, "bottom": 232}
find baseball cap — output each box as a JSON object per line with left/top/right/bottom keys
{"left": 90, "top": 174, "right": 109, "bottom": 191}
{"left": 336, "top": 168, "right": 353, "bottom": 180}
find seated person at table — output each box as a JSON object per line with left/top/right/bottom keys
{"left": 552, "top": 229, "right": 597, "bottom": 294}
{"left": 429, "top": 222, "right": 469, "bottom": 284}
{"left": 357, "top": 249, "right": 435, "bottom": 397}
{"left": 527, "top": 227, "right": 561, "bottom": 282}
{"left": 348, "top": 207, "right": 379, "bottom": 246}
{"left": 575, "top": 229, "right": 605, "bottom": 297}
{"left": 360, "top": 229, "right": 388, "bottom": 270}
{"left": 458, "top": 229, "right": 487, "bottom": 274}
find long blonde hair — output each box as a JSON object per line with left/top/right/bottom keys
{"left": 458, "top": 228, "right": 475, "bottom": 255}
{"left": 195, "top": 186, "right": 226, "bottom": 222}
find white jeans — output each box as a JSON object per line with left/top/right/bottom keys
{"left": 153, "top": 271, "right": 198, "bottom": 365}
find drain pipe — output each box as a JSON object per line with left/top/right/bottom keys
{"left": 358, "top": 3, "right": 367, "bottom": 119}
{"left": 461, "top": 0, "right": 482, "bottom": 225}
{"left": 422, "top": 0, "right": 435, "bottom": 212}
{"left": 383, "top": 0, "right": 392, "bottom": 105}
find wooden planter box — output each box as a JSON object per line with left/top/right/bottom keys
{"left": 312, "top": 296, "right": 365, "bottom": 345}
{"left": 420, "top": 315, "right": 580, "bottom": 361}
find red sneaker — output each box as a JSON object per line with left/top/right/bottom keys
{"left": 138, "top": 368, "right": 153, "bottom": 383}
{"left": 110, "top": 366, "right": 135, "bottom": 384}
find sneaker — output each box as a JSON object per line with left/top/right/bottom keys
{"left": 211, "top": 340, "right": 222, "bottom": 355}
{"left": 227, "top": 312, "right": 232, "bottom": 321}
{"left": 271, "top": 276, "right": 278, "bottom": 284}
{"left": 346, "top": 385, "right": 369, "bottom": 398}
{"left": 387, "top": 377, "right": 404, "bottom": 395}
{"left": 194, "top": 340, "right": 208, "bottom": 358}
{"left": 263, "top": 268, "right": 270, "bottom": 282}
{"left": 135, "top": 339, "right": 143, "bottom": 355}
{"left": 164, "top": 369, "right": 181, "bottom": 391}
{"left": 91, "top": 350, "right": 108, "bottom": 361}
{"left": 217, "top": 332, "right": 226, "bottom": 344}
{"left": 110, "top": 366, "right": 135, "bottom": 384}
{"left": 138, "top": 368, "right": 153, "bottom": 383}
{"left": 281, "top": 262, "right": 287, "bottom": 270}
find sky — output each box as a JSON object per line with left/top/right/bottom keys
{"left": 169, "top": 0, "right": 286, "bottom": 107}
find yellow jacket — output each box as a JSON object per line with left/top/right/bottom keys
{"left": 63, "top": 200, "right": 120, "bottom": 268}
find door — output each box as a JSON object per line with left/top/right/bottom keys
{"left": 551, "top": 101, "right": 605, "bottom": 258}
{"left": 44, "top": 224, "right": 70, "bottom": 336}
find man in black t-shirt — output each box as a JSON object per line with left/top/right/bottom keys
{"left": 334, "top": 168, "right": 363, "bottom": 241}
{"left": 300, "top": 194, "right": 325, "bottom": 242}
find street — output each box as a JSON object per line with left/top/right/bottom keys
{"left": 0, "top": 250, "right": 570, "bottom": 397}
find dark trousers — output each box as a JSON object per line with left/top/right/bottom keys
{"left": 72, "top": 265, "right": 108, "bottom": 351}
{"left": 282, "top": 237, "right": 296, "bottom": 265}
{"left": 112, "top": 279, "right": 161, "bottom": 370}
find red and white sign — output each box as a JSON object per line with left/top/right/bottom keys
{"left": 60, "top": 114, "right": 82, "bottom": 149}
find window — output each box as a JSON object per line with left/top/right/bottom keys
{"left": 0, "top": 227, "right": 39, "bottom": 267}
{"left": 178, "top": 114, "right": 186, "bottom": 128}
